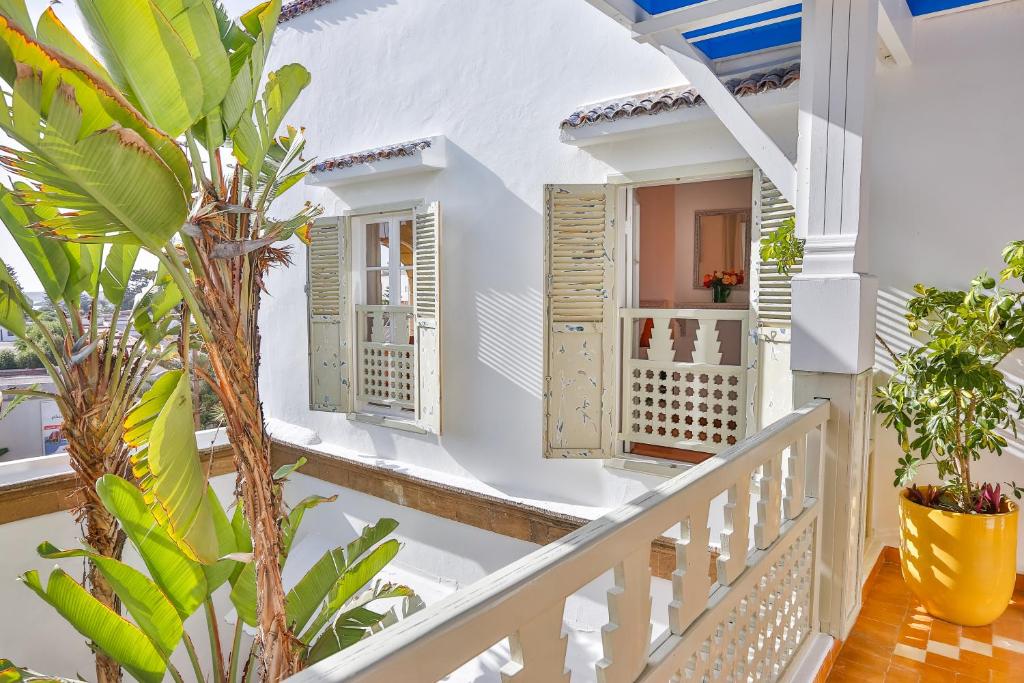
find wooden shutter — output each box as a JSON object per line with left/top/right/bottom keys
{"left": 752, "top": 168, "right": 799, "bottom": 327}
{"left": 307, "top": 216, "right": 352, "bottom": 412}
{"left": 413, "top": 202, "right": 442, "bottom": 433}
{"left": 543, "top": 185, "right": 615, "bottom": 458}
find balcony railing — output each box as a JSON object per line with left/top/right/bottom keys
{"left": 292, "top": 399, "right": 829, "bottom": 683}
{"left": 355, "top": 305, "right": 415, "bottom": 411}
{"left": 621, "top": 307, "right": 751, "bottom": 454}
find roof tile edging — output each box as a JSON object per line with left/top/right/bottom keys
{"left": 561, "top": 63, "right": 800, "bottom": 130}
{"left": 309, "top": 138, "right": 434, "bottom": 175}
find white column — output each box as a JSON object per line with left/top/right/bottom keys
{"left": 792, "top": 0, "right": 879, "bottom": 640}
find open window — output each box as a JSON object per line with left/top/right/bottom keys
{"left": 307, "top": 204, "right": 442, "bottom": 434}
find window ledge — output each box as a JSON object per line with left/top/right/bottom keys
{"left": 305, "top": 135, "right": 447, "bottom": 187}
{"left": 603, "top": 454, "right": 695, "bottom": 478}
{"left": 348, "top": 411, "right": 429, "bottom": 435}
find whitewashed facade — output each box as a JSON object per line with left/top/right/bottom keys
{"left": 260, "top": 0, "right": 1024, "bottom": 563}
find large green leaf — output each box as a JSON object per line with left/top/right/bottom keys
{"left": 125, "top": 370, "right": 219, "bottom": 564}
{"left": 285, "top": 518, "right": 399, "bottom": 634}
{"left": 231, "top": 63, "right": 310, "bottom": 175}
{"left": 228, "top": 559, "right": 258, "bottom": 627}
{"left": 0, "top": 184, "right": 69, "bottom": 302}
{"left": 35, "top": 8, "right": 112, "bottom": 84}
{"left": 153, "top": 0, "right": 230, "bottom": 115}
{"left": 0, "top": 63, "right": 189, "bottom": 250}
{"left": 60, "top": 243, "right": 101, "bottom": 303}
{"left": 203, "top": 486, "right": 241, "bottom": 592}
{"left": 299, "top": 540, "right": 400, "bottom": 643}
{"left": 305, "top": 586, "right": 415, "bottom": 666}
{"left": 283, "top": 494, "right": 336, "bottom": 557}
{"left": 0, "top": 256, "right": 27, "bottom": 336}
{"left": 219, "top": 0, "right": 279, "bottom": 135}
{"left": 36, "top": 542, "right": 183, "bottom": 657}
{"left": 20, "top": 568, "right": 166, "bottom": 683}
{"left": 77, "top": 0, "right": 203, "bottom": 136}
{"left": 95, "top": 474, "right": 208, "bottom": 619}
{"left": 99, "top": 244, "right": 139, "bottom": 308}
{"left": 0, "top": 0, "right": 32, "bottom": 37}
{"left": 0, "top": 16, "right": 192, "bottom": 193}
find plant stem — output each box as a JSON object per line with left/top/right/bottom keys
{"left": 183, "top": 632, "right": 206, "bottom": 683}
{"left": 227, "top": 618, "right": 244, "bottom": 683}
{"left": 205, "top": 598, "right": 227, "bottom": 683}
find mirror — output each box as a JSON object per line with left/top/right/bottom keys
{"left": 693, "top": 209, "right": 750, "bottom": 289}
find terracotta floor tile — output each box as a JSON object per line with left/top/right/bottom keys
{"left": 827, "top": 566, "right": 1016, "bottom": 683}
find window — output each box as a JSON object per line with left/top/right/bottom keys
{"left": 307, "top": 204, "right": 442, "bottom": 434}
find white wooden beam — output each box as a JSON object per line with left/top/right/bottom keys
{"left": 878, "top": 0, "right": 913, "bottom": 66}
{"left": 634, "top": 0, "right": 795, "bottom": 38}
{"left": 585, "top": 0, "right": 651, "bottom": 26}
{"left": 654, "top": 31, "right": 797, "bottom": 205}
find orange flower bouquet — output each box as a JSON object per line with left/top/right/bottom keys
{"left": 703, "top": 270, "right": 744, "bottom": 303}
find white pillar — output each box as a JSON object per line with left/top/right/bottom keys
{"left": 792, "top": 0, "right": 879, "bottom": 640}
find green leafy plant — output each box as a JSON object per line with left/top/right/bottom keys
{"left": 0, "top": 190, "right": 179, "bottom": 680}
{"left": 758, "top": 216, "right": 803, "bottom": 276}
{"left": 0, "top": 0, "right": 321, "bottom": 674}
{"left": 874, "top": 241, "right": 1024, "bottom": 513}
{"left": 18, "top": 370, "right": 418, "bottom": 682}
{"left": 760, "top": 221, "right": 1024, "bottom": 514}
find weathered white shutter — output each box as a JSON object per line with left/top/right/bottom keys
{"left": 752, "top": 168, "right": 799, "bottom": 327}
{"left": 750, "top": 168, "right": 796, "bottom": 431}
{"left": 307, "top": 216, "right": 352, "bottom": 412}
{"left": 543, "top": 185, "right": 615, "bottom": 458}
{"left": 413, "top": 202, "right": 442, "bottom": 433}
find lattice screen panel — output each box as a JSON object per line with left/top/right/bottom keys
{"left": 625, "top": 361, "right": 746, "bottom": 452}
{"left": 360, "top": 344, "right": 415, "bottom": 408}
{"left": 675, "top": 522, "right": 815, "bottom": 682}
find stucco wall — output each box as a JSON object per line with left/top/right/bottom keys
{"left": 258, "top": 0, "right": 1024, "bottom": 551}
{"left": 866, "top": 0, "right": 1024, "bottom": 567}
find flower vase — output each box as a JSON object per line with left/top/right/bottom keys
{"left": 712, "top": 283, "right": 731, "bottom": 303}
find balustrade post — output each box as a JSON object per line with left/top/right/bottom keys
{"left": 500, "top": 602, "right": 570, "bottom": 683}
{"left": 716, "top": 472, "right": 752, "bottom": 585}
{"left": 668, "top": 506, "right": 711, "bottom": 635}
{"left": 597, "top": 546, "right": 652, "bottom": 683}
{"left": 755, "top": 451, "right": 782, "bottom": 549}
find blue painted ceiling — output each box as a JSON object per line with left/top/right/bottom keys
{"left": 631, "top": 0, "right": 992, "bottom": 60}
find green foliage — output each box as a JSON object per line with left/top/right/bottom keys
{"left": 758, "top": 216, "right": 803, "bottom": 276}
{"left": 874, "top": 240, "right": 1024, "bottom": 512}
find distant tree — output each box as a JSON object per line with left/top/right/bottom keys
{"left": 121, "top": 269, "right": 156, "bottom": 311}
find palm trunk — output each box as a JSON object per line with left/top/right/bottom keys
{"left": 64, "top": 416, "right": 129, "bottom": 683}
{"left": 191, "top": 186, "right": 298, "bottom": 678}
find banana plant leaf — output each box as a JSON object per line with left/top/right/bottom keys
{"left": 0, "top": 257, "right": 27, "bottom": 336}
{"left": 36, "top": 542, "right": 183, "bottom": 657}
{"left": 98, "top": 244, "right": 140, "bottom": 309}
{"left": 95, "top": 474, "right": 208, "bottom": 619}
{"left": 76, "top": 0, "right": 204, "bottom": 137}
{"left": 203, "top": 485, "right": 241, "bottom": 592}
{"left": 124, "top": 370, "right": 219, "bottom": 564}
{"left": 35, "top": 7, "right": 113, "bottom": 84}
{"left": 19, "top": 569, "right": 166, "bottom": 683}
{"left": 0, "top": 63, "right": 189, "bottom": 250}
{"left": 305, "top": 585, "right": 418, "bottom": 666}
{"left": 0, "top": 16, "right": 192, "bottom": 193}
{"left": 0, "top": 183, "right": 68, "bottom": 303}
{"left": 284, "top": 518, "right": 398, "bottom": 635}
{"left": 231, "top": 63, "right": 309, "bottom": 175}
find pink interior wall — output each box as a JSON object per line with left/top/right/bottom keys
{"left": 636, "top": 177, "right": 753, "bottom": 366}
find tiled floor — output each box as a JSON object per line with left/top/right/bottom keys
{"left": 827, "top": 556, "right": 1024, "bottom": 682}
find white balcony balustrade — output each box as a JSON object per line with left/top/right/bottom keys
{"left": 291, "top": 399, "right": 829, "bottom": 683}
{"left": 355, "top": 305, "right": 416, "bottom": 411}
{"left": 621, "top": 308, "right": 750, "bottom": 454}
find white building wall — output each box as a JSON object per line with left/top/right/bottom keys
{"left": 259, "top": 0, "right": 1024, "bottom": 562}
{"left": 867, "top": 0, "right": 1024, "bottom": 567}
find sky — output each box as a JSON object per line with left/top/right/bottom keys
{"left": 0, "top": 0, "right": 254, "bottom": 292}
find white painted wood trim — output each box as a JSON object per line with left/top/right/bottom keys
{"left": 878, "top": 0, "right": 914, "bottom": 66}
{"left": 654, "top": 32, "right": 797, "bottom": 205}
{"left": 293, "top": 399, "right": 829, "bottom": 683}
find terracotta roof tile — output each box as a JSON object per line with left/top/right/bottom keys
{"left": 309, "top": 138, "right": 433, "bottom": 174}
{"left": 279, "top": 0, "right": 334, "bottom": 22}
{"left": 560, "top": 63, "right": 800, "bottom": 130}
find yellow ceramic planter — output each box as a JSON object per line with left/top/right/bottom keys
{"left": 898, "top": 491, "right": 1018, "bottom": 626}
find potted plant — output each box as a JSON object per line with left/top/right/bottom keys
{"left": 703, "top": 270, "right": 744, "bottom": 303}
{"left": 874, "top": 241, "right": 1024, "bottom": 626}
{"left": 762, "top": 221, "right": 1024, "bottom": 625}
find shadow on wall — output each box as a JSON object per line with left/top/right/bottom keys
{"left": 279, "top": 0, "right": 398, "bottom": 28}
{"left": 871, "top": 286, "right": 1024, "bottom": 570}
